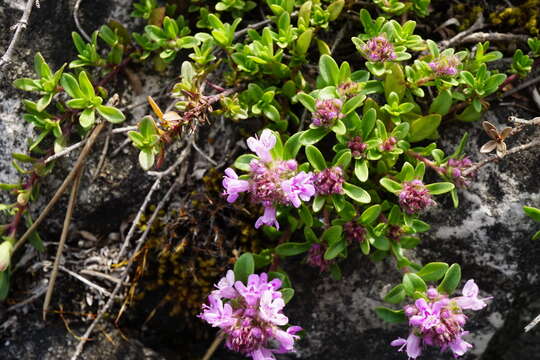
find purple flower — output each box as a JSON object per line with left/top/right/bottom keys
{"left": 306, "top": 243, "right": 332, "bottom": 272}
{"left": 391, "top": 333, "right": 422, "bottom": 359}
{"left": 223, "top": 168, "right": 249, "bottom": 203}
{"left": 247, "top": 129, "right": 276, "bottom": 163}
{"left": 446, "top": 157, "right": 474, "bottom": 188}
{"left": 455, "top": 279, "right": 491, "bottom": 311}
{"left": 362, "top": 36, "right": 397, "bottom": 62}
{"left": 312, "top": 99, "right": 343, "bottom": 127}
{"left": 348, "top": 136, "right": 368, "bottom": 158}
{"left": 199, "top": 294, "right": 236, "bottom": 328}
{"left": 344, "top": 221, "right": 366, "bottom": 243}
{"left": 429, "top": 55, "right": 460, "bottom": 77}
{"left": 255, "top": 206, "right": 280, "bottom": 230}
{"left": 281, "top": 171, "right": 316, "bottom": 208}
{"left": 199, "top": 271, "right": 301, "bottom": 359}
{"left": 398, "top": 180, "right": 435, "bottom": 214}
{"left": 314, "top": 166, "right": 345, "bottom": 195}
{"left": 380, "top": 136, "right": 397, "bottom": 152}
{"left": 213, "top": 270, "right": 238, "bottom": 299}
{"left": 223, "top": 130, "right": 316, "bottom": 230}
{"left": 391, "top": 279, "right": 490, "bottom": 359}
{"left": 259, "top": 290, "right": 288, "bottom": 325}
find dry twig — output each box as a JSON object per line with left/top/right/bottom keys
{"left": 0, "top": 0, "right": 36, "bottom": 69}
{"left": 439, "top": 14, "right": 485, "bottom": 49}
{"left": 70, "top": 146, "right": 191, "bottom": 360}
{"left": 43, "top": 169, "right": 83, "bottom": 320}
{"left": 525, "top": 313, "right": 540, "bottom": 332}
{"left": 13, "top": 121, "right": 105, "bottom": 254}
{"left": 73, "top": 0, "right": 91, "bottom": 42}
{"left": 116, "top": 143, "right": 192, "bottom": 261}
{"left": 92, "top": 123, "right": 113, "bottom": 180}
{"left": 202, "top": 331, "right": 226, "bottom": 360}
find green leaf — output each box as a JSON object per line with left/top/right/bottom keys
{"left": 96, "top": 105, "right": 126, "bottom": 123}
{"left": 324, "top": 239, "right": 346, "bottom": 260}
{"left": 327, "top": 0, "right": 345, "bottom": 21}
{"left": 402, "top": 273, "right": 427, "bottom": 296}
{"left": 297, "top": 93, "right": 316, "bottom": 112}
{"left": 360, "top": 204, "right": 381, "bottom": 225}
{"left": 319, "top": 54, "right": 339, "bottom": 86}
{"left": 281, "top": 288, "right": 295, "bottom": 304}
{"left": 299, "top": 127, "right": 329, "bottom": 145}
{"left": 296, "top": 29, "right": 313, "bottom": 55}
{"left": 343, "top": 183, "right": 371, "bottom": 204}
{"left": 263, "top": 105, "right": 280, "bottom": 122}
{"left": 283, "top": 132, "right": 303, "bottom": 160}
{"left": 360, "top": 238, "right": 370, "bottom": 255}
{"left": 0, "top": 270, "right": 10, "bottom": 300}
{"left": 331, "top": 119, "right": 346, "bottom": 135}
{"left": 334, "top": 150, "right": 352, "bottom": 168}
{"left": 78, "top": 71, "right": 96, "bottom": 99}
{"left": 372, "top": 235, "right": 390, "bottom": 251}
{"left": 416, "top": 262, "right": 449, "bottom": 282}
{"left": 361, "top": 108, "right": 377, "bottom": 138}
{"left": 375, "top": 307, "right": 406, "bottom": 323}
{"left": 532, "top": 230, "right": 540, "bottom": 241}
{"left": 13, "top": 78, "right": 41, "bottom": 92}
{"left": 299, "top": 204, "right": 313, "bottom": 227}
{"left": 322, "top": 225, "right": 343, "bottom": 243}
{"left": 342, "top": 95, "right": 365, "bottom": 115}
{"left": 409, "top": 114, "right": 442, "bottom": 142}
{"left": 25, "top": 213, "right": 44, "bottom": 252}
{"left": 426, "top": 182, "right": 454, "bottom": 195}
{"left": 36, "top": 93, "right": 53, "bottom": 112}
{"left": 437, "top": 263, "right": 461, "bottom": 295}
{"left": 429, "top": 89, "right": 453, "bottom": 116}
{"left": 275, "top": 242, "right": 312, "bottom": 257}
{"left": 139, "top": 116, "right": 157, "bottom": 138}
{"left": 354, "top": 159, "right": 368, "bottom": 182}
{"left": 380, "top": 178, "right": 403, "bottom": 193}
{"left": 234, "top": 154, "right": 257, "bottom": 172}
{"left": 524, "top": 206, "right": 540, "bottom": 222}
{"left": 61, "top": 73, "right": 83, "bottom": 99}
{"left": 234, "top": 253, "right": 255, "bottom": 284}
{"left": 384, "top": 284, "right": 406, "bottom": 304}
{"left": 79, "top": 108, "right": 96, "bottom": 128}
{"left": 138, "top": 149, "right": 155, "bottom": 170}
{"left": 305, "top": 145, "right": 326, "bottom": 171}
{"left": 34, "top": 52, "right": 52, "bottom": 79}
{"left": 313, "top": 195, "right": 325, "bottom": 212}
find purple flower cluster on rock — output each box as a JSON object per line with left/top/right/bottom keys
{"left": 314, "top": 166, "right": 345, "bottom": 195}
{"left": 312, "top": 99, "right": 343, "bottom": 127}
{"left": 362, "top": 36, "right": 397, "bottom": 62}
{"left": 398, "top": 180, "right": 435, "bottom": 214}
{"left": 428, "top": 55, "right": 461, "bottom": 76}
{"left": 223, "top": 129, "right": 315, "bottom": 229}
{"left": 391, "top": 280, "right": 490, "bottom": 359}
{"left": 199, "top": 271, "right": 301, "bottom": 360}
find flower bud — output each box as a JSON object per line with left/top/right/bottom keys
{"left": 0, "top": 241, "right": 13, "bottom": 272}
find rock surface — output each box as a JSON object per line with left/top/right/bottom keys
{"left": 1, "top": 1, "right": 540, "bottom": 360}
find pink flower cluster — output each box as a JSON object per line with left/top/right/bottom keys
{"left": 380, "top": 136, "right": 397, "bottom": 152}
{"left": 223, "top": 130, "right": 315, "bottom": 229}
{"left": 362, "top": 36, "right": 397, "bottom": 62}
{"left": 312, "top": 99, "right": 343, "bottom": 127}
{"left": 314, "top": 166, "right": 345, "bottom": 195}
{"left": 199, "top": 271, "right": 302, "bottom": 360}
{"left": 306, "top": 243, "right": 332, "bottom": 272}
{"left": 348, "top": 136, "right": 368, "bottom": 158}
{"left": 398, "top": 180, "right": 435, "bottom": 214}
{"left": 447, "top": 157, "right": 473, "bottom": 188}
{"left": 344, "top": 221, "right": 366, "bottom": 243}
{"left": 428, "top": 55, "right": 461, "bottom": 76}
{"left": 391, "top": 280, "right": 490, "bottom": 359}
